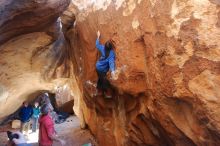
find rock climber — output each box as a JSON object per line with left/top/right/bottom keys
{"left": 95, "top": 30, "right": 117, "bottom": 98}
{"left": 19, "top": 101, "right": 33, "bottom": 137}
{"left": 39, "top": 104, "right": 65, "bottom": 146}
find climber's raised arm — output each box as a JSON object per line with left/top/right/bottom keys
{"left": 96, "top": 31, "right": 104, "bottom": 52}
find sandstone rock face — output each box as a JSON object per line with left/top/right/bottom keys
{"left": 0, "top": 0, "right": 74, "bottom": 120}
{"left": 1, "top": 0, "right": 220, "bottom": 146}
{"left": 65, "top": 0, "right": 220, "bottom": 145}
{"left": 0, "top": 0, "right": 70, "bottom": 44}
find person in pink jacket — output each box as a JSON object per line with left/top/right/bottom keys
{"left": 39, "top": 104, "right": 65, "bottom": 146}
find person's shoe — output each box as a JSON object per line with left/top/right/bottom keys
{"left": 104, "top": 89, "right": 112, "bottom": 98}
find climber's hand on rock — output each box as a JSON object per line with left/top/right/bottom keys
{"left": 111, "top": 71, "right": 118, "bottom": 80}
{"left": 97, "top": 30, "right": 100, "bottom": 39}
{"left": 12, "top": 131, "right": 27, "bottom": 144}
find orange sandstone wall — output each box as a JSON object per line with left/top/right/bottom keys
{"left": 0, "top": 0, "right": 74, "bottom": 119}
{"left": 65, "top": 0, "right": 220, "bottom": 145}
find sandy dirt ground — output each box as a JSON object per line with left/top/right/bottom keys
{"left": 0, "top": 116, "right": 97, "bottom": 146}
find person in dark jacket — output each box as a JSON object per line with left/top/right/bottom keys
{"left": 19, "top": 101, "right": 33, "bottom": 136}
{"left": 95, "top": 31, "right": 117, "bottom": 98}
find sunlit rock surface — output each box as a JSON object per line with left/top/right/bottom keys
{"left": 65, "top": 0, "right": 220, "bottom": 145}
{"left": 0, "top": 0, "right": 74, "bottom": 120}
{"left": 0, "top": 0, "right": 70, "bottom": 44}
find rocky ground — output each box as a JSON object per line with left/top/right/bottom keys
{"left": 0, "top": 116, "right": 97, "bottom": 146}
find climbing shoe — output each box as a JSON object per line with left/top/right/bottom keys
{"left": 93, "top": 89, "right": 103, "bottom": 97}
{"left": 104, "top": 89, "right": 112, "bottom": 98}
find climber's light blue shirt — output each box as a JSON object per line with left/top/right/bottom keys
{"left": 95, "top": 38, "right": 115, "bottom": 73}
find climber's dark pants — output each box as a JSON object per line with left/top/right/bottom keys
{"left": 96, "top": 70, "right": 110, "bottom": 92}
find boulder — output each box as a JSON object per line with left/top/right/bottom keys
{"left": 11, "top": 120, "right": 21, "bottom": 129}
{"left": 65, "top": 0, "right": 220, "bottom": 145}
{"left": 0, "top": 0, "right": 73, "bottom": 120}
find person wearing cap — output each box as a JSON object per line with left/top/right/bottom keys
{"left": 39, "top": 104, "right": 65, "bottom": 146}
